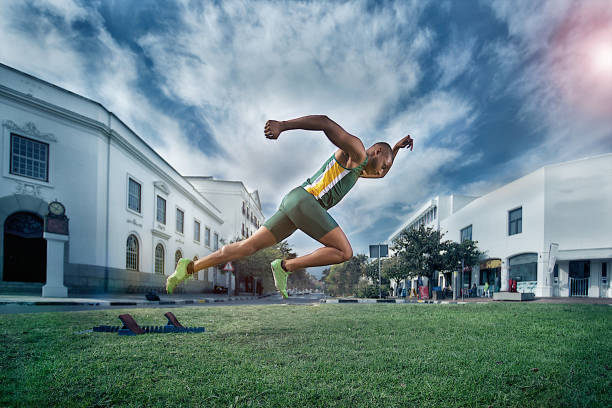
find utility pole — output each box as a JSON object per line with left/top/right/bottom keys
{"left": 453, "top": 268, "right": 457, "bottom": 300}
{"left": 461, "top": 259, "right": 465, "bottom": 301}
{"left": 378, "top": 243, "right": 382, "bottom": 299}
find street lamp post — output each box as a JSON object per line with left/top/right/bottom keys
{"left": 378, "top": 245, "right": 382, "bottom": 299}
{"left": 453, "top": 264, "right": 458, "bottom": 301}
{"left": 461, "top": 259, "right": 465, "bottom": 301}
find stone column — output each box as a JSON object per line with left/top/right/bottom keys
{"left": 558, "top": 261, "right": 570, "bottom": 297}
{"left": 501, "top": 259, "right": 509, "bottom": 292}
{"left": 536, "top": 252, "right": 553, "bottom": 297}
{"left": 42, "top": 232, "right": 69, "bottom": 297}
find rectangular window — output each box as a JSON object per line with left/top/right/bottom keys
{"left": 205, "top": 227, "right": 211, "bottom": 247}
{"left": 128, "top": 178, "right": 141, "bottom": 213}
{"left": 176, "top": 208, "right": 184, "bottom": 233}
{"left": 509, "top": 207, "right": 522, "bottom": 235}
{"left": 214, "top": 232, "right": 219, "bottom": 250}
{"left": 194, "top": 220, "right": 200, "bottom": 242}
{"left": 460, "top": 225, "right": 472, "bottom": 242}
{"left": 10, "top": 133, "right": 49, "bottom": 182}
{"left": 603, "top": 262, "right": 607, "bottom": 278}
{"left": 156, "top": 196, "right": 166, "bottom": 224}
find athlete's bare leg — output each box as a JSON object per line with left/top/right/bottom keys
{"left": 283, "top": 227, "right": 352, "bottom": 272}
{"left": 191, "top": 226, "right": 277, "bottom": 273}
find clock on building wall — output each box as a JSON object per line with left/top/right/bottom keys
{"left": 45, "top": 200, "right": 69, "bottom": 235}
{"left": 48, "top": 201, "right": 65, "bottom": 216}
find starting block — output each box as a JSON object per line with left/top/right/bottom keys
{"left": 92, "top": 312, "right": 205, "bottom": 336}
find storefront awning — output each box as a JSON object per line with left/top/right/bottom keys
{"left": 480, "top": 259, "right": 501, "bottom": 269}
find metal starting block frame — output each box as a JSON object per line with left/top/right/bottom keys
{"left": 92, "top": 312, "right": 205, "bottom": 336}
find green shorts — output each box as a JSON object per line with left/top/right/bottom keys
{"left": 263, "top": 187, "right": 338, "bottom": 242}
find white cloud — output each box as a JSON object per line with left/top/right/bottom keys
{"left": 138, "top": 0, "right": 434, "bottom": 210}
{"left": 436, "top": 37, "right": 476, "bottom": 87}
{"left": 0, "top": 0, "right": 189, "bottom": 164}
{"left": 0, "top": 0, "right": 91, "bottom": 95}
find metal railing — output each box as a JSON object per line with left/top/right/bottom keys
{"left": 569, "top": 277, "right": 589, "bottom": 297}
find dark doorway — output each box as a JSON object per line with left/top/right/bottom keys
{"left": 3, "top": 212, "right": 46, "bottom": 283}
{"left": 569, "top": 260, "right": 590, "bottom": 297}
{"left": 569, "top": 261, "right": 590, "bottom": 279}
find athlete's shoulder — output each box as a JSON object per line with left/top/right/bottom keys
{"left": 334, "top": 147, "right": 366, "bottom": 169}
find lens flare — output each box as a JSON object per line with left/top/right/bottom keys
{"left": 591, "top": 42, "right": 612, "bottom": 74}
{"left": 549, "top": 1, "right": 612, "bottom": 117}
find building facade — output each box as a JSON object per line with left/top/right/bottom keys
{"left": 186, "top": 177, "right": 264, "bottom": 242}
{"left": 187, "top": 177, "right": 265, "bottom": 293}
{"left": 0, "top": 63, "right": 228, "bottom": 295}
{"left": 387, "top": 194, "right": 477, "bottom": 292}
{"left": 440, "top": 154, "right": 611, "bottom": 298}
{"left": 390, "top": 154, "right": 612, "bottom": 298}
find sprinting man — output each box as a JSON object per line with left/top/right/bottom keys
{"left": 166, "top": 115, "right": 414, "bottom": 297}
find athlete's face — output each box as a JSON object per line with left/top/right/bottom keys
{"left": 366, "top": 146, "right": 393, "bottom": 178}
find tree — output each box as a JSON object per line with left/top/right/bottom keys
{"left": 323, "top": 254, "right": 368, "bottom": 296}
{"left": 442, "top": 239, "right": 483, "bottom": 298}
{"left": 392, "top": 225, "right": 447, "bottom": 297}
{"left": 288, "top": 268, "right": 319, "bottom": 290}
{"left": 231, "top": 238, "right": 292, "bottom": 294}
{"left": 364, "top": 258, "right": 392, "bottom": 286}
{"left": 381, "top": 256, "right": 409, "bottom": 296}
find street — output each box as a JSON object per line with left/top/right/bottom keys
{"left": 0, "top": 293, "right": 326, "bottom": 314}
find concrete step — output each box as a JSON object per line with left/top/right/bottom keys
{"left": 0, "top": 281, "right": 43, "bottom": 294}
{"left": 493, "top": 291, "right": 535, "bottom": 301}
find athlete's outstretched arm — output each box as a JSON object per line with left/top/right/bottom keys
{"left": 392, "top": 135, "right": 414, "bottom": 160}
{"left": 264, "top": 115, "right": 366, "bottom": 162}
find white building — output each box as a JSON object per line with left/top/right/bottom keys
{"left": 387, "top": 194, "right": 477, "bottom": 292}
{"left": 440, "top": 154, "right": 611, "bottom": 298}
{"left": 186, "top": 177, "right": 265, "bottom": 294}
{"left": 391, "top": 153, "right": 612, "bottom": 299}
{"left": 388, "top": 195, "right": 477, "bottom": 239}
{"left": 186, "top": 177, "right": 264, "bottom": 242}
{"left": 0, "top": 63, "right": 228, "bottom": 296}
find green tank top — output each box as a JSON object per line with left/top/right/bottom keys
{"left": 301, "top": 153, "right": 369, "bottom": 210}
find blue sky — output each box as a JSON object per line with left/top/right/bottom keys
{"left": 1, "top": 0, "right": 611, "bottom": 277}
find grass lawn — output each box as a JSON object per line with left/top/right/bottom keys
{"left": 1, "top": 303, "right": 611, "bottom": 407}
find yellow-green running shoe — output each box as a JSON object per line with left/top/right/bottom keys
{"left": 166, "top": 258, "right": 193, "bottom": 294}
{"left": 271, "top": 259, "right": 289, "bottom": 299}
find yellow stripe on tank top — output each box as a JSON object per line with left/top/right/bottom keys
{"left": 305, "top": 161, "right": 345, "bottom": 198}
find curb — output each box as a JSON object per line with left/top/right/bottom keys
{"left": 0, "top": 296, "right": 261, "bottom": 307}
{"left": 321, "top": 299, "right": 476, "bottom": 305}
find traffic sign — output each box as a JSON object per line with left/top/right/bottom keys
{"left": 223, "top": 262, "right": 234, "bottom": 272}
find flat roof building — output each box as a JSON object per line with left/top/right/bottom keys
{"left": 390, "top": 154, "right": 612, "bottom": 299}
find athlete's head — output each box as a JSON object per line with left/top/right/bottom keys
{"left": 364, "top": 142, "right": 393, "bottom": 178}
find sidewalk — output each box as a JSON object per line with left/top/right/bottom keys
{"left": 321, "top": 296, "right": 612, "bottom": 305}
{"left": 0, "top": 292, "right": 265, "bottom": 307}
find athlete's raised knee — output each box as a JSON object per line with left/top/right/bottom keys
{"left": 340, "top": 246, "right": 353, "bottom": 262}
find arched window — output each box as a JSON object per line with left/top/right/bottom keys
{"left": 154, "top": 244, "right": 165, "bottom": 275}
{"left": 126, "top": 234, "right": 139, "bottom": 271}
{"left": 509, "top": 253, "right": 537, "bottom": 282}
{"left": 192, "top": 255, "right": 198, "bottom": 280}
{"left": 175, "top": 250, "right": 182, "bottom": 268}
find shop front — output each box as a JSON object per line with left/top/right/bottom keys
{"left": 480, "top": 259, "right": 501, "bottom": 295}
{"left": 508, "top": 253, "right": 538, "bottom": 294}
